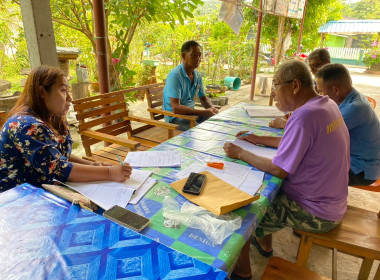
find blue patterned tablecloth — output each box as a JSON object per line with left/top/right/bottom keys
{"left": 0, "top": 184, "right": 227, "bottom": 279}
{"left": 126, "top": 103, "right": 284, "bottom": 272}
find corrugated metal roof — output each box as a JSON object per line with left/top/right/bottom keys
{"left": 318, "top": 20, "right": 380, "bottom": 34}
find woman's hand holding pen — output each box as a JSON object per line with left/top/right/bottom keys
{"left": 109, "top": 163, "right": 132, "bottom": 182}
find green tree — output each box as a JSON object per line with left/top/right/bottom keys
{"left": 341, "top": 0, "right": 380, "bottom": 51}
{"left": 129, "top": 10, "right": 257, "bottom": 85}
{"left": 245, "top": 0, "right": 343, "bottom": 63}
{"left": 0, "top": 1, "right": 28, "bottom": 92}
{"left": 47, "top": 0, "right": 203, "bottom": 89}
{"left": 342, "top": 0, "right": 380, "bottom": 19}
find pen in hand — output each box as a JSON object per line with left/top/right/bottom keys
{"left": 239, "top": 133, "right": 250, "bottom": 138}
{"left": 116, "top": 155, "right": 124, "bottom": 165}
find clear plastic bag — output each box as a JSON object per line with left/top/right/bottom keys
{"left": 162, "top": 196, "right": 242, "bottom": 245}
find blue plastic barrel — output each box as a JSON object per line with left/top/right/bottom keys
{"left": 224, "top": 77, "right": 241, "bottom": 90}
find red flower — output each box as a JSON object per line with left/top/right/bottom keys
{"left": 111, "top": 58, "right": 120, "bottom": 65}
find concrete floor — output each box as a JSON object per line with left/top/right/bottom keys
{"left": 70, "top": 66, "right": 380, "bottom": 280}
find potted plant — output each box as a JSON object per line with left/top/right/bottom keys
{"left": 205, "top": 81, "right": 229, "bottom": 106}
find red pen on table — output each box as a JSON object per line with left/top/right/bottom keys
{"left": 207, "top": 162, "right": 224, "bottom": 170}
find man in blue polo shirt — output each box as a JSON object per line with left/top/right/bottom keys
{"left": 163, "top": 40, "right": 219, "bottom": 131}
{"left": 316, "top": 63, "right": 380, "bottom": 186}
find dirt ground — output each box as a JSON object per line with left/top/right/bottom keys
{"left": 69, "top": 66, "right": 380, "bottom": 280}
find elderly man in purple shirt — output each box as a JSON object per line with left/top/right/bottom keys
{"left": 224, "top": 60, "right": 350, "bottom": 280}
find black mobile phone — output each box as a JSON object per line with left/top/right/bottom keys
{"left": 182, "top": 172, "right": 206, "bottom": 195}
{"left": 103, "top": 205, "right": 150, "bottom": 232}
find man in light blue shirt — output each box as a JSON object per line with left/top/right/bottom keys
{"left": 163, "top": 41, "right": 219, "bottom": 131}
{"left": 316, "top": 63, "right": 380, "bottom": 185}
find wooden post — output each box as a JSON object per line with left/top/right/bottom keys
{"left": 297, "top": 0, "right": 308, "bottom": 53}
{"left": 72, "top": 83, "right": 90, "bottom": 100}
{"left": 320, "top": 33, "right": 326, "bottom": 47}
{"left": 249, "top": 0, "right": 264, "bottom": 101}
{"left": 20, "top": 0, "right": 58, "bottom": 68}
{"left": 274, "top": 16, "right": 286, "bottom": 67}
{"left": 93, "top": 0, "right": 110, "bottom": 95}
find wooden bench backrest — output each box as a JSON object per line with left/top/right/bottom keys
{"left": 146, "top": 82, "right": 165, "bottom": 121}
{"left": 0, "top": 111, "right": 7, "bottom": 128}
{"left": 73, "top": 91, "right": 132, "bottom": 153}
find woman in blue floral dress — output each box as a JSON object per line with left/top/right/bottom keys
{"left": 0, "top": 66, "right": 132, "bottom": 192}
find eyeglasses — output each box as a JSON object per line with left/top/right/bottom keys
{"left": 272, "top": 80, "right": 294, "bottom": 91}
{"left": 309, "top": 62, "right": 322, "bottom": 71}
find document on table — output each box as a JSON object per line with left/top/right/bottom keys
{"left": 68, "top": 169, "right": 152, "bottom": 210}
{"left": 129, "top": 177, "right": 157, "bottom": 204}
{"left": 176, "top": 161, "right": 252, "bottom": 189}
{"left": 242, "top": 105, "right": 284, "bottom": 118}
{"left": 124, "top": 151, "right": 181, "bottom": 167}
{"left": 176, "top": 161, "right": 264, "bottom": 196}
{"left": 123, "top": 169, "right": 152, "bottom": 190}
{"left": 233, "top": 138, "right": 278, "bottom": 159}
{"left": 239, "top": 170, "right": 265, "bottom": 196}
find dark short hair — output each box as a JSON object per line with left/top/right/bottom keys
{"left": 308, "top": 48, "right": 330, "bottom": 63}
{"left": 181, "top": 40, "right": 201, "bottom": 53}
{"left": 315, "top": 63, "right": 351, "bottom": 85}
{"left": 278, "top": 60, "right": 313, "bottom": 87}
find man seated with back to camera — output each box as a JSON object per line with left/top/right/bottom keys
{"left": 223, "top": 60, "right": 350, "bottom": 280}
{"left": 163, "top": 40, "right": 219, "bottom": 131}
{"left": 315, "top": 63, "right": 380, "bottom": 186}
{"left": 269, "top": 48, "right": 331, "bottom": 129}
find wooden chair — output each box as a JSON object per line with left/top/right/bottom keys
{"left": 145, "top": 82, "right": 199, "bottom": 128}
{"left": 352, "top": 178, "right": 380, "bottom": 192}
{"left": 73, "top": 90, "right": 179, "bottom": 165}
{"left": 262, "top": 256, "right": 331, "bottom": 280}
{"left": 295, "top": 205, "right": 380, "bottom": 280}
{"left": 0, "top": 111, "right": 7, "bottom": 128}
{"left": 367, "top": 96, "right": 377, "bottom": 109}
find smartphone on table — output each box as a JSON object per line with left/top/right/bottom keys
{"left": 103, "top": 205, "right": 150, "bottom": 232}
{"left": 182, "top": 172, "right": 207, "bottom": 195}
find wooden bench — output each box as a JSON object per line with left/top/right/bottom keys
{"left": 145, "top": 82, "right": 199, "bottom": 128}
{"left": 73, "top": 89, "right": 179, "bottom": 165}
{"left": 262, "top": 257, "right": 331, "bottom": 280}
{"left": 295, "top": 205, "right": 380, "bottom": 280}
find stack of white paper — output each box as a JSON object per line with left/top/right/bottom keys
{"left": 124, "top": 151, "right": 181, "bottom": 167}
{"left": 68, "top": 169, "right": 152, "bottom": 210}
{"left": 242, "top": 105, "right": 284, "bottom": 118}
{"left": 239, "top": 170, "right": 265, "bottom": 196}
{"left": 233, "top": 139, "right": 278, "bottom": 159}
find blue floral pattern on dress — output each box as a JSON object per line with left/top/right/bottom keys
{"left": 0, "top": 115, "right": 73, "bottom": 192}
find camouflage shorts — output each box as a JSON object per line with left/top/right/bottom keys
{"left": 254, "top": 190, "right": 342, "bottom": 238}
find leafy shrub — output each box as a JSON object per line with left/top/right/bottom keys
{"left": 363, "top": 41, "right": 380, "bottom": 68}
